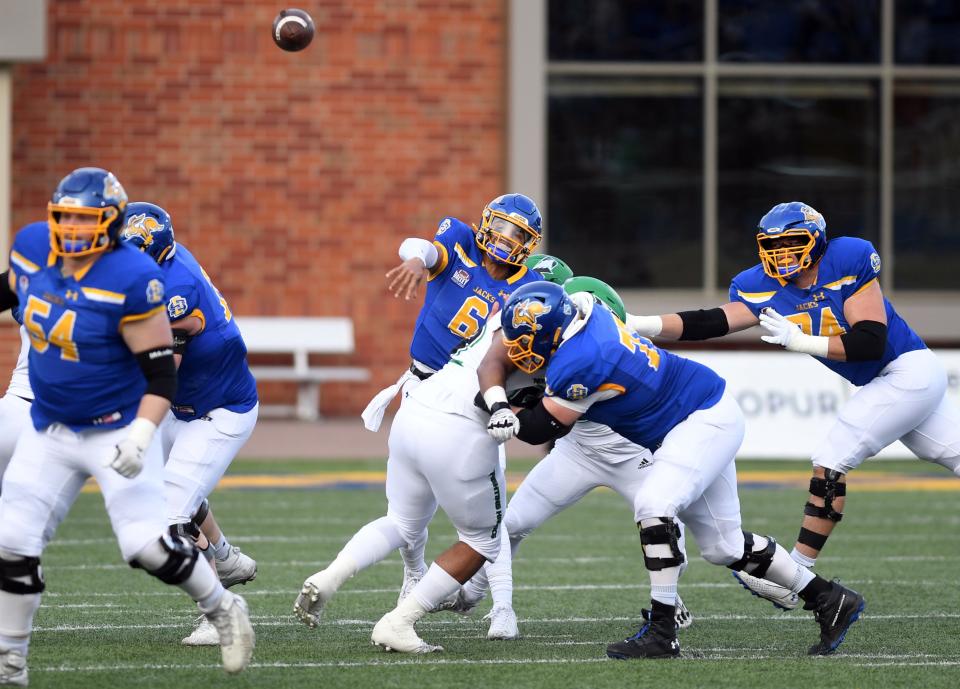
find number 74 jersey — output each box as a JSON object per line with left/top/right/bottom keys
{"left": 729, "top": 236, "right": 925, "bottom": 386}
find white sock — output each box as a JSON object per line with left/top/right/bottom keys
{"left": 399, "top": 527, "right": 428, "bottom": 574}
{"left": 790, "top": 547, "right": 817, "bottom": 569}
{"left": 462, "top": 568, "right": 488, "bottom": 602}
{"left": 487, "top": 527, "right": 513, "bottom": 608}
{"left": 765, "top": 544, "right": 815, "bottom": 593}
{"left": 212, "top": 535, "right": 231, "bottom": 561}
{"left": 0, "top": 590, "right": 41, "bottom": 656}
{"left": 394, "top": 590, "right": 428, "bottom": 624}
{"left": 341, "top": 516, "right": 406, "bottom": 571}
{"left": 649, "top": 567, "right": 680, "bottom": 606}
{"left": 184, "top": 561, "right": 226, "bottom": 614}
{"left": 410, "top": 563, "right": 461, "bottom": 611}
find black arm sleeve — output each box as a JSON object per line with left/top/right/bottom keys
{"left": 515, "top": 402, "right": 572, "bottom": 445}
{"left": 171, "top": 328, "right": 192, "bottom": 356}
{"left": 840, "top": 320, "right": 887, "bottom": 361}
{"left": 0, "top": 271, "right": 18, "bottom": 314}
{"left": 135, "top": 346, "right": 178, "bottom": 401}
{"left": 677, "top": 307, "right": 729, "bottom": 341}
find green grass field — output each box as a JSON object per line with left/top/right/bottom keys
{"left": 26, "top": 458, "right": 960, "bottom": 689}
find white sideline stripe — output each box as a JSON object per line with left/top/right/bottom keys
{"left": 32, "top": 612, "right": 960, "bottom": 632}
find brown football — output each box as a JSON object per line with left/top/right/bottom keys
{"left": 272, "top": 8, "right": 315, "bottom": 52}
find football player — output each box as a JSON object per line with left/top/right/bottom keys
{"left": 454, "top": 275, "right": 694, "bottom": 640}
{"left": 479, "top": 281, "right": 864, "bottom": 658}
{"left": 626, "top": 202, "right": 960, "bottom": 606}
{"left": 120, "top": 202, "right": 259, "bottom": 646}
{"left": 360, "top": 194, "right": 548, "bottom": 600}
{"left": 0, "top": 169, "right": 254, "bottom": 685}
{"left": 294, "top": 278, "right": 549, "bottom": 653}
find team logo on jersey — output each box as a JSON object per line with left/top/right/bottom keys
{"left": 566, "top": 383, "right": 588, "bottom": 401}
{"left": 167, "top": 295, "right": 188, "bottom": 319}
{"left": 146, "top": 278, "right": 164, "bottom": 305}
{"left": 122, "top": 213, "right": 162, "bottom": 247}
{"left": 870, "top": 252, "right": 881, "bottom": 274}
{"left": 452, "top": 268, "right": 470, "bottom": 287}
{"left": 437, "top": 218, "right": 451, "bottom": 235}
{"left": 511, "top": 299, "right": 551, "bottom": 333}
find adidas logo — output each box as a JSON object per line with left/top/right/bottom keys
{"left": 637, "top": 457, "right": 652, "bottom": 471}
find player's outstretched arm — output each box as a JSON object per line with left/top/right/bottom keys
{"left": 626, "top": 302, "right": 758, "bottom": 341}
{"left": 385, "top": 238, "right": 438, "bottom": 300}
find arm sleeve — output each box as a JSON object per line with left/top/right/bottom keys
{"left": 0, "top": 271, "right": 17, "bottom": 313}
{"left": 399, "top": 237, "right": 440, "bottom": 268}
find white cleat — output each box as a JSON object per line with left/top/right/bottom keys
{"left": 206, "top": 592, "right": 255, "bottom": 674}
{"left": 215, "top": 546, "right": 257, "bottom": 588}
{"left": 484, "top": 604, "right": 519, "bottom": 640}
{"left": 397, "top": 566, "right": 426, "bottom": 606}
{"left": 0, "top": 649, "right": 28, "bottom": 687}
{"left": 732, "top": 570, "right": 800, "bottom": 610}
{"left": 371, "top": 611, "right": 443, "bottom": 654}
{"left": 294, "top": 569, "right": 340, "bottom": 628}
{"left": 675, "top": 594, "right": 693, "bottom": 630}
{"left": 182, "top": 615, "right": 220, "bottom": 646}
{"left": 430, "top": 587, "right": 484, "bottom": 616}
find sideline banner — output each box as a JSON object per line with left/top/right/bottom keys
{"left": 683, "top": 350, "right": 960, "bottom": 459}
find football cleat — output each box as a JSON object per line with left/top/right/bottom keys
{"left": 371, "top": 610, "right": 443, "bottom": 654}
{"left": 0, "top": 649, "right": 28, "bottom": 687}
{"left": 732, "top": 570, "right": 800, "bottom": 610}
{"left": 484, "top": 604, "right": 519, "bottom": 640}
{"left": 294, "top": 569, "right": 340, "bottom": 628}
{"left": 430, "top": 587, "right": 484, "bottom": 616}
{"left": 182, "top": 615, "right": 220, "bottom": 646}
{"left": 215, "top": 546, "right": 258, "bottom": 588}
{"left": 643, "top": 593, "right": 694, "bottom": 630}
{"left": 607, "top": 602, "right": 680, "bottom": 660}
{"left": 397, "top": 566, "right": 426, "bottom": 606}
{"left": 806, "top": 581, "right": 865, "bottom": 656}
{"left": 206, "top": 592, "right": 255, "bottom": 674}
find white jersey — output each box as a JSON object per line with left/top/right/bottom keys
{"left": 410, "top": 312, "right": 536, "bottom": 422}
{"left": 563, "top": 419, "right": 650, "bottom": 464}
{"left": 6, "top": 326, "right": 33, "bottom": 400}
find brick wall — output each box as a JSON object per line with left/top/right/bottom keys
{"left": 5, "top": 0, "right": 507, "bottom": 415}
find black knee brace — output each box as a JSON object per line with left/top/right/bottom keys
{"left": 131, "top": 534, "right": 200, "bottom": 585}
{"left": 638, "top": 518, "right": 685, "bottom": 571}
{"left": 169, "top": 521, "right": 201, "bottom": 543}
{"left": 727, "top": 532, "right": 777, "bottom": 578}
{"left": 804, "top": 469, "right": 846, "bottom": 523}
{"left": 0, "top": 554, "right": 45, "bottom": 594}
{"left": 192, "top": 499, "right": 210, "bottom": 529}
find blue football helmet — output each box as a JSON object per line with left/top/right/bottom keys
{"left": 48, "top": 167, "right": 128, "bottom": 257}
{"left": 121, "top": 202, "right": 177, "bottom": 263}
{"left": 756, "top": 201, "right": 828, "bottom": 280}
{"left": 501, "top": 281, "right": 577, "bottom": 374}
{"left": 474, "top": 193, "right": 543, "bottom": 266}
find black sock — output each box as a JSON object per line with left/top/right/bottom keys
{"left": 799, "top": 575, "right": 832, "bottom": 604}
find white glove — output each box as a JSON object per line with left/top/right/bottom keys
{"left": 107, "top": 417, "right": 157, "bottom": 478}
{"left": 759, "top": 308, "right": 829, "bottom": 357}
{"left": 487, "top": 404, "right": 520, "bottom": 444}
{"left": 625, "top": 314, "right": 663, "bottom": 338}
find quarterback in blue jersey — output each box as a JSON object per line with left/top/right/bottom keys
{"left": 358, "top": 193, "right": 545, "bottom": 603}
{"left": 0, "top": 169, "right": 253, "bottom": 683}
{"left": 478, "top": 281, "right": 864, "bottom": 658}
{"left": 628, "top": 201, "right": 960, "bottom": 599}
{"left": 121, "top": 202, "right": 259, "bottom": 646}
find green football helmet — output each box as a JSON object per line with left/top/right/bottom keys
{"left": 525, "top": 253, "right": 573, "bottom": 285}
{"left": 563, "top": 275, "right": 626, "bottom": 322}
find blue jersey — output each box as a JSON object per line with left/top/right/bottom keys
{"left": 544, "top": 302, "right": 726, "bottom": 449}
{"left": 409, "top": 217, "right": 543, "bottom": 370}
{"left": 162, "top": 245, "right": 258, "bottom": 420}
{"left": 730, "top": 237, "right": 925, "bottom": 386}
{"left": 9, "top": 222, "right": 167, "bottom": 431}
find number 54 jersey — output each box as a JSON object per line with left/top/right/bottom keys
{"left": 729, "top": 236, "right": 925, "bottom": 386}
{"left": 9, "top": 222, "right": 167, "bottom": 431}
{"left": 409, "top": 217, "right": 542, "bottom": 370}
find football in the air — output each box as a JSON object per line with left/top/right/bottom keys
{"left": 272, "top": 8, "right": 315, "bottom": 52}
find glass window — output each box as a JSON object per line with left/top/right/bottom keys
{"left": 548, "top": 0, "right": 703, "bottom": 62}
{"left": 547, "top": 77, "right": 702, "bottom": 288}
{"left": 894, "top": 81, "right": 960, "bottom": 289}
{"left": 895, "top": 1, "right": 960, "bottom": 64}
{"left": 717, "top": 80, "right": 880, "bottom": 287}
{"left": 718, "top": 0, "right": 880, "bottom": 63}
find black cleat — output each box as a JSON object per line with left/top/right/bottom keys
{"left": 806, "top": 580, "right": 865, "bottom": 656}
{"left": 607, "top": 602, "right": 680, "bottom": 660}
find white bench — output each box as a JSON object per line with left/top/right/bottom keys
{"left": 235, "top": 317, "right": 370, "bottom": 421}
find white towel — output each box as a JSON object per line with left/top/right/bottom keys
{"left": 361, "top": 369, "right": 418, "bottom": 432}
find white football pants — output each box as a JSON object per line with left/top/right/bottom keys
{"left": 0, "top": 394, "right": 31, "bottom": 489}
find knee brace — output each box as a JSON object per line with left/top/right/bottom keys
{"left": 804, "top": 469, "right": 846, "bottom": 523}
{"left": 727, "top": 532, "right": 777, "bottom": 577}
{"left": 191, "top": 499, "right": 210, "bottom": 529}
{"left": 130, "top": 534, "right": 200, "bottom": 585}
{"left": 169, "top": 521, "right": 201, "bottom": 543}
{"left": 638, "top": 518, "right": 685, "bottom": 571}
{"left": 0, "top": 554, "right": 45, "bottom": 594}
